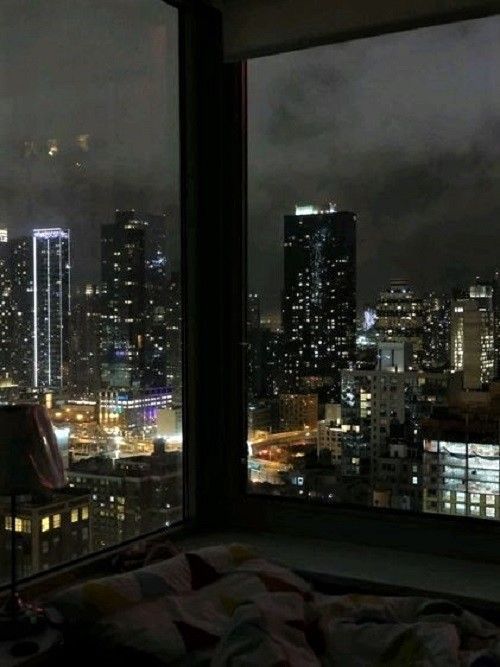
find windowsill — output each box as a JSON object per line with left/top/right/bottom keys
{"left": 174, "top": 529, "right": 500, "bottom": 613}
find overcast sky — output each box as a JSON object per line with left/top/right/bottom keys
{"left": 0, "top": 6, "right": 498, "bottom": 307}
{"left": 0, "top": 0, "right": 179, "bottom": 285}
{"left": 248, "top": 15, "right": 500, "bottom": 314}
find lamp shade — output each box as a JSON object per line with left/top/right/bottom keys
{"left": 0, "top": 404, "right": 65, "bottom": 495}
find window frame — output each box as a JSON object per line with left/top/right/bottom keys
{"left": 3, "top": 0, "right": 500, "bottom": 591}
{"left": 218, "top": 6, "right": 500, "bottom": 563}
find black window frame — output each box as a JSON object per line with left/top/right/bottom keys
{"left": 3, "top": 0, "right": 500, "bottom": 591}
{"left": 210, "top": 4, "right": 500, "bottom": 564}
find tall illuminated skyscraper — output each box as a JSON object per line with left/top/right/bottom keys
{"left": 0, "top": 230, "right": 11, "bottom": 380}
{"left": 32, "top": 228, "right": 71, "bottom": 389}
{"left": 9, "top": 236, "right": 33, "bottom": 387}
{"left": 451, "top": 279, "right": 495, "bottom": 390}
{"left": 100, "top": 211, "right": 146, "bottom": 389}
{"left": 422, "top": 292, "right": 450, "bottom": 370}
{"left": 282, "top": 204, "right": 356, "bottom": 400}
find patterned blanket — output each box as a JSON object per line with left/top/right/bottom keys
{"left": 50, "top": 543, "right": 500, "bottom": 665}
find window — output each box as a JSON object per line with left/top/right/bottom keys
{"left": 4, "top": 517, "right": 31, "bottom": 534}
{"left": 0, "top": 0, "right": 181, "bottom": 584}
{"left": 247, "top": 15, "right": 500, "bottom": 523}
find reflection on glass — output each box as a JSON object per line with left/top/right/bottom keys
{"left": 0, "top": 0, "right": 181, "bottom": 581}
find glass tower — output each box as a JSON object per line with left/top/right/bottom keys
{"left": 33, "top": 228, "right": 71, "bottom": 389}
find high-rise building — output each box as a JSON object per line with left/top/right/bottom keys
{"left": 470, "top": 278, "right": 495, "bottom": 383}
{"left": 375, "top": 280, "right": 423, "bottom": 368}
{"left": 248, "top": 293, "right": 261, "bottom": 329}
{"left": 144, "top": 244, "right": 169, "bottom": 388}
{"left": 260, "top": 328, "right": 284, "bottom": 397}
{"left": 101, "top": 211, "right": 147, "bottom": 389}
{"left": 0, "top": 489, "right": 91, "bottom": 580}
{"left": 9, "top": 236, "right": 33, "bottom": 387}
{"left": 67, "top": 445, "right": 182, "bottom": 550}
{"left": 423, "top": 405, "right": 500, "bottom": 520}
{"left": 247, "top": 293, "right": 262, "bottom": 401}
{"left": 422, "top": 292, "right": 450, "bottom": 370}
{"left": 33, "top": 228, "right": 71, "bottom": 390}
{"left": 165, "top": 272, "right": 182, "bottom": 405}
{"left": 341, "top": 343, "right": 449, "bottom": 509}
{"left": 451, "top": 284, "right": 494, "bottom": 390}
{"left": 0, "top": 230, "right": 11, "bottom": 380}
{"left": 69, "top": 284, "right": 101, "bottom": 396}
{"left": 282, "top": 204, "right": 356, "bottom": 400}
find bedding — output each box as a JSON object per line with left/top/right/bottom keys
{"left": 49, "top": 543, "right": 500, "bottom": 665}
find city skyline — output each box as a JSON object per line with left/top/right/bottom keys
{"left": 249, "top": 14, "right": 500, "bottom": 314}
{"left": 0, "top": 1, "right": 180, "bottom": 288}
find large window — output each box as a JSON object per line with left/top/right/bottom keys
{"left": 0, "top": 0, "right": 181, "bottom": 581}
{"left": 247, "top": 16, "right": 500, "bottom": 520}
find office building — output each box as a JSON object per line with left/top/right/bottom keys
{"left": 282, "top": 204, "right": 356, "bottom": 400}
{"left": 0, "top": 230, "right": 11, "bottom": 380}
{"left": 165, "top": 272, "right": 182, "bottom": 405}
{"left": 451, "top": 286, "right": 495, "bottom": 389}
{"left": 470, "top": 279, "right": 495, "bottom": 383}
{"left": 67, "top": 445, "right": 182, "bottom": 549}
{"left": 144, "top": 243, "right": 169, "bottom": 388}
{"left": 100, "top": 210, "right": 147, "bottom": 389}
{"left": 247, "top": 293, "right": 262, "bottom": 401}
{"left": 0, "top": 489, "right": 91, "bottom": 579}
{"left": 98, "top": 387, "right": 171, "bottom": 432}
{"left": 375, "top": 280, "right": 423, "bottom": 368}
{"left": 341, "top": 343, "right": 449, "bottom": 507}
{"left": 9, "top": 236, "right": 33, "bottom": 387}
{"left": 423, "top": 406, "right": 500, "bottom": 520}
{"left": 69, "top": 284, "right": 101, "bottom": 396}
{"left": 422, "top": 292, "right": 451, "bottom": 370}
{"left": 33, "top": 228, "right": 71, "bottom": 389}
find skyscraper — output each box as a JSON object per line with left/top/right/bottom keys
{"left": 33, "top": 228, "right": 71, "bottom": 389}
{"left": 247, "top": 293, "right": 262, "bottom": 401}
{"left": 69, "top": 284, "right": 101, "bottom": 396}
{"left": 375, "top": 280, "right": 423, "bottom": 368}
{"left": 470, "top": 278, "right": 495, "bottom": 384}
{"left": 422, "top": 292, "right": 450, "bottom": 370}
{"left": 100, "top": 210, "right": 147, "bottom": 389}
{"left": 451, "top": 281, "right": 495, "bottom": 390}
{"left": 9, "top": 236, "right": 33, "bottom": 387}
{"left": 165, "top": 272, "right": 182, "bottom": 405}
{"left": 282, "top": 204, "right": 356, "bottom": 401}
{"left": 144, "top": 233, "right": 169, "bottom": 388}
{"left": 0, "top": 230, "right": 11, "bottom": 380}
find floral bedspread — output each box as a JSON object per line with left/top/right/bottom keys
{"left": 50, "top": 543, "right": 500, "bottom": 665}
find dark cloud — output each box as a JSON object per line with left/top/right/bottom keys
{"left": 248, "top": 15, "right": 500, "bottom": 314}
{"left": 0, "top": 0, "right": 179, "bottom": 285}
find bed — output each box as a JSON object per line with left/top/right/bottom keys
{"left": 48, "top": 543, "right": 500, "bottom": 665}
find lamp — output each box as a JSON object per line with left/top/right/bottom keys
{"left": 0, "top": 404, "right": 64, "bottom": 639}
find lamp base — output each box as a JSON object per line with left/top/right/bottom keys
{"left": 0, "top": 594, "right": 46, "bottom": 641}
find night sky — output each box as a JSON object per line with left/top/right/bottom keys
{"left": 0, "top": 0, "right": 179, "bottom": 285}
{"left": 0, "top": 6, "right": 498, "bottom": 312}
{"left": 248, "top": 15, "right": 500, "bottom": 315}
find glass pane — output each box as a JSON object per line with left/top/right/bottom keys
{"left": 0, "top": 0, "right": 181, "bottom": 582}
{"left": 247, "top": 16, "right": 500, "bottom": 520}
